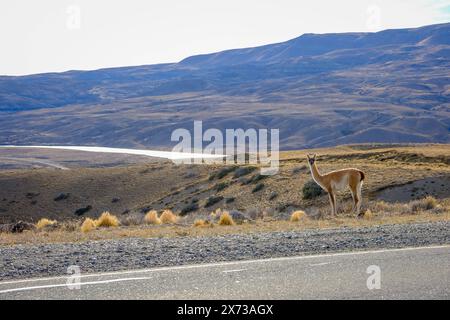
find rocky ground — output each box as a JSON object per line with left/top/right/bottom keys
{"left": 1, "top": 221, "right": 448, "bottom": 281}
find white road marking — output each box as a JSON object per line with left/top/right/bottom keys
{"left": 222, "top": 269, "right": 247, "bottom": 273}
{"left": 0, "top": 277, "right": 153, "bottom": 294}
{"left": 310, "top": 262, "right": 334, "bottom": 267}
{"left": 0, "top": 245, "right": 448, "bottom": 287}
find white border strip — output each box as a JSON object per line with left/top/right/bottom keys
{"left": 0, "top": 277, "right": 153, "bottom": 294}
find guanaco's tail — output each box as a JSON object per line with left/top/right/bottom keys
{"left": 359, "top": 170, "right": 365, "bottom": 182}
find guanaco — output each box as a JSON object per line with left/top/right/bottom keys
{"left": 306, "top": 154, "right": 365, "bottom": 217}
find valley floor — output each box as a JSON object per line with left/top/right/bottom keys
{"left": 0, "top": 144, "right": 449, "bottom": 224}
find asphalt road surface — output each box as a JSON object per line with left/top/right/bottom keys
{"left": 0, "top": 245, "right": 448, "bottom": 300}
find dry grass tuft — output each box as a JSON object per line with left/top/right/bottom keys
{"left": 370, "top": 200, "right": 409, "bottom": 215}
{"left": 193, "top": 219, "right": 211, "bottom": 227}
{"left": 80, "top": 218, "right": 97, "bottom": 233}
{"left": 363, "top": 209, "right": 374, "bottom": 220}
{"left": 95, "top": 211, "right": 120, "bottom": 228}
{"left": 58, "top": 221, "right": 79, "bottom": 232}
{"left": 210, "top": 208, "right": 223, "bottom": 219}
{"left": 218, "top": 211, "right": 235, "bottom": 226}
{"left": 36, "top": 218, "right": 57, "bottom": 229}
{"left": 370, "top": 200, "right": 395, "bottom": 213}
{"left": 410, "top": 196, "right": 438, "bottom": 213}
{"left": 247, "top": 207, "right": 263, "bottom": 220}
{"left": 160, "top": 209, "right": 178, "bottom": 224}
{"left": 290, "top": 210, "right": 307, "bottom": 222}
{"left": 2, "top": 210, "right": 450, "bottom": 246}
{"left": 144, "top": 210, "right": 162, "bottom": 225}
{"left": 121, "top": 213, "right": 144, "bottom": 226}
{"left": 369, "top": 196, "right": 441, "bottom": 216}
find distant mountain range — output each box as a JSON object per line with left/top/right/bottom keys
{"left": 0, "top": 23, "right": 449, "bottom": 149}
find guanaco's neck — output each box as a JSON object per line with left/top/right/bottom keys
{"left": 309, "top": 162, "right": 323, "bottom": 183}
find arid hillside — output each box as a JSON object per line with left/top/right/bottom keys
{"left": 0, "top": 23, "right": 449, "bottom": 149}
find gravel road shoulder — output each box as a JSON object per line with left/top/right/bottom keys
{"left": 1, "top": 221, "right": 449, "bottom": 281}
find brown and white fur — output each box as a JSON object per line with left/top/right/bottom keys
{"left": 307, "top": 154, "right": 365, "bottom": 217}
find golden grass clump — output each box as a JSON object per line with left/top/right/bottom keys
{"left": 193, "top": 219, "right": 205, "bottom": 227}
{"left": 370, "top": 200, "right": 391, "bottom": 213}
{"left": 36, "top": 218, "right": 57, "bottom": 229}
{"left": 193, "top": 219, "right": 212, "bottom": 227}
{"left": 363, "top": 209, "right": 374, "bottom": 220}
{"left": 144, "top": 210, "right": 162, "bottom": 225}
{"left": 370, "top": 200, "right": 409, "bottom": 215}
{"left": 160, "top": 209, "right": 178, "bottom": 224}
{"left": 290, "top": 210, "right": 307, "bottom": 222}
{"left": 218, "top": 211, "right": 235, "bottom": 226}
{"left": 95, "top": 211, "right": 120, "bottom": 228}
{"left": 409, "top": 196, "right": 438, "bottom": 213}
{"left": 80, "top": 218, "right": 97, "bottom": 233}
{"left": 423, "top": 196, "right": 438, "bottom": 210}
{"left": 58, "top": 220, "right": 79, "bottom": 232}
{"left": 210, "top": 208, "right": 222, "bottom": 219}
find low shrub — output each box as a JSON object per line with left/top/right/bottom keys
{"left": 302, "top": 180, "right": 324, "bottom": 199}
{"left": 180, "top": 203, "right": 199, "bottom": 216}
{"left": 225, "top": 197, "right": 235, "bottom": 204}
{"left": 233, "top": 166, "right": 256, "bottom": 178}
{"left": 209, "top": 167, "right": 236, "bottom": 180}
{"left": 228, "top": 210, "right": 248, "bottom": 224}
{"left": 205, "top": 196, "right": 224, "bottom": 208}
{"left": 214, "top": 182, "right": 229, "bottom": 192}
{"left": 252, "top": 183, "right": 264, "bottom": 193}
{"left": 215, "top": 167, "right": 236, "bottom": 179}
{"left": 269, "top": 192, "right": 278, "bottom": 201}
{"left": 246, "top": 207, "right": 262, "bottom": 220}
{"left": 251, "top": 174, "right": 267, "bottom": 184}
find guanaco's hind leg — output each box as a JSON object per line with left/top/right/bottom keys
{"left": 349, "top": 177, "right": 360, "bottom": 216}
{"left": 349, "top": 188, "right": 356, "bottom": 213}
{"left": 328, "top": 191, "right": 337, "bottom": 216}
{"left": 356, "top": 182, "right": 363, "bottom": 217}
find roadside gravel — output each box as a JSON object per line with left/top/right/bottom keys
{"left": 1, "top": 221, "right": 449, "bottom": 281}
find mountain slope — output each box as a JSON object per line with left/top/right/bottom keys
{"left": 0, "top": 23, "right": 449, "bottom": 149}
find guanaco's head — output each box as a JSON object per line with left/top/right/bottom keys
{"left": 306, "top": 154, "right": 316, "bottom": 166}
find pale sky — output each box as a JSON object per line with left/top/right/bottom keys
{"left": 1, "top": 0, "right": 449, "bottom": 75}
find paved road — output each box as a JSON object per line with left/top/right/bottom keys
{"left": 0, "top": 245, "right": 448, "bottom": 300}
{"left": 0, "top": 156, "right": 70, "bottom": 170}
